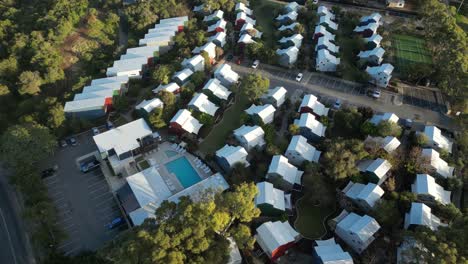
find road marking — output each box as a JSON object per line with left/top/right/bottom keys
{"left": 62, "top": 222, "right": 75, "bottom": 230}
{"left": 97, "top": 206, "right": 119, "bottom": 216}
{"left": 96, "top": 196, "right": 114, "bottom": 208}
{"left": 54, "top": 196, "right": 66, "bottom": 203}
{"left": 99, "top": 210, "right": 120, "bottom": 222}
{"left": 0, "top": 207, "right": 18, "bottom": 264}
{"left": 89, "top": 185, "right": 107, "bottom": 194}
{"left": 65, "top": 247, "right": 81, "bottom": 256}
{"left": 50, "top": 191, "right": 63, "bottom": 197}
{"left": 92, "top": 192, "right": 113, "bottom": 201}
{"left": 57, "top": 240, "right": 75, "bottom": 249}
{"left": 87, "top": 179, "right": 106, "bottom": 189}
{"left": 59, "top": 216, "right": 72, "bottom": 222}
{"left": 44, "top": 178, "right": 59, "bottom": 186}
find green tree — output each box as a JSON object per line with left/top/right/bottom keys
{"left": 159, "top": 90, "right": 177, "bottom": 121}
{"left": 230, "top": 224, "right": 255, "bottom": 250}
{"left": 377, "top": 121, "right": 402, "bottom": 137}
{"left": 102, "top": 182, "right": 259, "bottom": 263}
{"left": 288, "top": 124, "right": 300, "bottom": 135}
{"left": 197, "top": 112, "right": 214, "bottom": 126}
{"left": 322, "top": 139, "right": 368, "bottom": 180}
{"left": 240, "top": 74, "right": 269, "bottom": 101}
{"left": 245, "top": 41, "right": 264, "bottom": 59}
{"left": 373, "top": 199, "right": 401, "bottom": 228}
{"left": 190, "top": 71, "right": 206, "bottom": 88}
{"left": 215, "top": 182, "right": 261, "bottom": 233}
{"left": 404, "top": 147, "right": 432, "bottom": 174}
{"left": 415, "top": 133, "right": 429, "bottom": 146}
{"left": 398, "top": 191, "right": 417, "bottom": 212}
{"left": 433, "top": 203, "right": 462, "bottom": 222}
{"left": 201, "top": 51, "right": 212, "bottom": 71}
{"left": 148, "top": 107, "right": 166, "bottom": 128}
{"left": 17, "top": 71, "right": 42, "bottom": 95}
{"left": 202, "top": 0, "right": 237, "bottom": 12}
{"left": 0, "top": 84, "right": 10, "bottom": 96}
{"left": 331, "top": 109, "right": 364, "bottom": 138}
{"left": 47, "top": 103, "right": 65, "bottom": 130}
{"left": 151, "top": 65, "right": 173, "bottom": 85}
{"left": 412, "top": 214, "right": 468, "bottom": 264}
{"left": 360, "top": 121, "right": 378, "bottom": 136}
{"left": 0, "top": 123, "right": 56, "bottom": 168}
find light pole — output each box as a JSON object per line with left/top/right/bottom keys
{"left": 458, "top": 0, "right": 465, "bottom": 13}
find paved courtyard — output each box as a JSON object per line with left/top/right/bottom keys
{"left": 41, "top": 130, "right": 125, "bottom": 256}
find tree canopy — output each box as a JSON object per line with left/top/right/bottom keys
{"left": 17, "top": 71, "right": 42, "bottom": 95}
{"left": 411, "top": 214, "right": 468, "bottom": 264}
{"left": 420, "top": 0, "right": 467, "bottom": 97}
{"left": 240, "top": 73, "right": 269, "bottom": 101}
{"left": 322, "top": 138, "right": 368, "bottom": 180}
{"left": 0, "top": 123, "right": 56, "bottom": 167}
{"left": 101, "top": 183, "right": 260, "bottom": 264}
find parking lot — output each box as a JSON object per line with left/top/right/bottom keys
{"left": 401, "top": 85, "right": 447, "bottom": 113}
{"left": 242, "top": 62, "right": 449, "bottom": 113}
{"left": 41, "top": 131, "right": 125, "bottom": 255}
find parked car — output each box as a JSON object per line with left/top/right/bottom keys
{"left": 313, "top": 0, "right": 319, "bottom": 4}
{"left": 333, "top": 99, "right": 342, "bottom": 109}
{"left": 66, "top": 137, "right": 77, "bottom": 146}
{"left": 80, "top": 159, "right": 100, "bottom": 173}
{"left": 251, "top": 60, "right": 260, "bottom": 69}
{"left": 108, "top": 217, "right": 126, "bottom": 230}
{"left": 92, "top": 127, "right": 100, "bottom": 136}
{"left": 226, "top": 54, "right": 234, "bottom": 61}
{"left": 402, "top": 118, "right": 413, "bottom": 129}
{"left": 41, "top": 168, "right": 56, "bottom": 179}
{"left": 371, "top": 89, "right": 381, "bottom": 99}
{"left": 60, "top": 140, "right": 68, "bottom": 148}
{"left": 106, "top": 121, "right": 114, "bottom": 130}
{"left": 296, "top": 73, "right": 303, "bottom": 82}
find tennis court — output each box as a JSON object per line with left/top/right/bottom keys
{"left": 392, "top": 35, "right": 432, "bottom": 71}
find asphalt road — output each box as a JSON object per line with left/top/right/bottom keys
{"left": 0, "top": 167, "right": 34, "bottom": 264}
{"left": 229, "top": 62, "right": 458, "bottom": 131}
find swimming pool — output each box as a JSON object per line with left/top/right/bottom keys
{"left": 165, "top": 157, "right": 202, "bottom": 188}
{"left": 165, "top": 150, "right": 179, "bottom": 158}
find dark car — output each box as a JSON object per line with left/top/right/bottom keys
{"left": 80, "top": 159, "right": 100, "bottom": 173}
{"left": 106, "top": 121, "right": 114, "bottom": 130}
{"left": 60, "top": 140, "right": 68, "bottom": 148}
{"left": 41, "top": 167, "right": 57, "bottom": 179}
{"left": 108, "top": 217, "right": 125, "bottom": 230}
{"left": 66, "top": 137, "right": 77, "bottom": 146}
{"left": 333, "top": 99, "right": 342, "bottom": 109}
{"left": 226, "top": 54, "right": 234, "bottom": 61}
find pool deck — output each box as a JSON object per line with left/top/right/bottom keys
{"left": 141, "top": 142, "right": 212, "bottom": 194}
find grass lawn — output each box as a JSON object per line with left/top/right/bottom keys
{"left": 294, "top": 171, "right": 336, "bottom": 239}
{"left": 138, "top": 160, "right": 150, "bottom": 170}
{"left": 198, "top": 87, "right": 251, "bottom": 155}
{"left": 250, "top": 0, "right": 283, "bottom": 48}
{"left": 392, "top": 34, "right": 432, "bottom": 72}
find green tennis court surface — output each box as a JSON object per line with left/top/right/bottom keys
{"left": 392, "top": 34, "right": 432, "bottom": 72}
